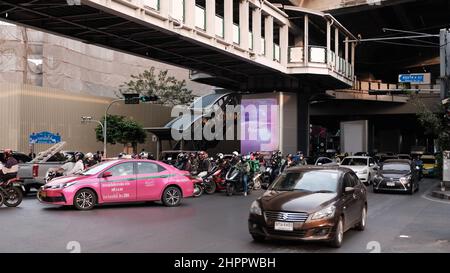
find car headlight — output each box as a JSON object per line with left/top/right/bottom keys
{"left": 399, "top": 176, "right": 411, "bottom": 185}
{"left": 311, "top": 205, "right": 336, "bottom": 220}
{"left": 50, "top": 182, "right": 77, "bottom": 189}
{"left": 250, "top": 201, "right": 262, "bottom": 216}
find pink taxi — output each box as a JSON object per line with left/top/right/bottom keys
{"left": 37, "top": 160, "right": 196, "bottom": 210}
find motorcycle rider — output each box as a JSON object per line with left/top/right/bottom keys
{"left": 84, "top": 152, "right": 98, "bottom": 167}
{"left": 67, "top": 152, "right": 85, "bottom": 175}
{"left": 197, "top": 151, "right": 212, "bottom": 173}
{"left": 235, "top": 155, "right": 251, "bottom": 196}
{"left": 230, "top": 151, "right": 240, "bottom": 166}
{"left": 0, "top": 149, "right": 18, "bottom": 182}
{"left": 139, "top": 151, "right": 149, "bottom": 159}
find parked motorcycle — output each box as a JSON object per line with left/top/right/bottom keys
{"left": 224, "top": 166, "right": 254, "bottom": 196}
{"left": 0, "top": 178, "right": 24, "bottom": 207}
{"left": 191, "top": 170, "right": 216, "bottom": 197}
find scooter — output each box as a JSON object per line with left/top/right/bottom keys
{"left": 0, "top": 178, "right": 24, "bottom": 207}
{"left": 224, "top": 166, "right": 254, "bottom": 196}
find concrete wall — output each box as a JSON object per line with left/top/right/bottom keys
{"left": 0, "top": 83, "right": 172, "bottom": 156}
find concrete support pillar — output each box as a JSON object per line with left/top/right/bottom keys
{"left": 326, "top": 21, "right": 331, "bottom": 55}
{"left": 252, "top": 7, "right": 262, "bottom": 54}
{"left": 345, "top": 37, "right": 349, "bottom": 62}
{"left": 206, "top": 0, "right": 216, "bottom": 36}
{"left": 351, "top": 42, "right": 355, "bottom": 77}
{"left": 304, "top": 14, "right": 309, "bottom": 65}
{"left": 239, "top": 0, "right": 250, "bottom": 49}
{"left": 265, "top": 15, "right": 273, "bottom": 59}
{"left": 184, "top": 0, "right": 195, "bottom": 28}
{"left": 297, "top": 86, "right": 311, "bottom": 156}
{"left": 280, "top": 24, "right": 289, "bottom": 66}
{"left": 334, "top": 27, "right": 339, "bottom": 56}
{"left": 224, "top": 0, "right": 234, "bottom": 44}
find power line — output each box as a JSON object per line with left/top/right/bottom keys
{"left": 373, "top": 40, "right": 439, "bottom": 48}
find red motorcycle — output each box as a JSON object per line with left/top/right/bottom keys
{"left": 203, "top": 165, "right": 228, "bottom": 193}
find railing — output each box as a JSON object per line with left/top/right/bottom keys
{"left": 171, "top": 0, "right": 184, "bottom": 22}
{"left": 215, "top": 15, "right": 224, "bottom": 38}
{"left": 308, "top": 46, "right": 327, "bottom": 63}
{"left": 289, "top": 47, "right": 304, "bottom": 63}
{"left": 142, "top": 0, "right": 159, "bottom": 11}
{"left": 273, "top": 44, "right": 280, "bottom": 62}
{"left": 195, "top": 5, "right": 205, "bottom": 30}
{"left": 249, "top": 32, "right": 253, "bottom": 50}
{"left": 261, "top": 38, "right": 266, "bottom": 55}
{"left": 233, "top": 24, "right": 240, "bottom": 45}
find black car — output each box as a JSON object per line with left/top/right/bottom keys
{"left": 372, "top": 159, "right": 420, "bottom": 194}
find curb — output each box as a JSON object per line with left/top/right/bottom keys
{"left": 431, "top": 190, "right": 450, "bottom": 200}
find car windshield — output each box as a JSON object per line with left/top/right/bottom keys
{"left": 422, "top": 159, "right": 435, "bottom": 164}
{"left": 81, "top": 161, "right": 118, "bottom": 175}
{"left": 269, "top": 170, "right": 339, "bottom": 193}
{"left": 382, "top": 163, "right": 410, "bottom": 172}
{"left": 341, "top": 158, "right": 367, "bottom": 166}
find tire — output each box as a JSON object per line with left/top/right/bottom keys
{"left": 330, "top": 217, "right": 344, "bottom": 248}
{"left": 251, "top": 234, "right": 265, "bottom": 242}
{"left": 4, "top": 187, "right": 23, "bottom": 207}
{"left": 73, "top": 189, "right": 96, "bottom": 211}
{"left": 226, "top": 183, "right": 234, "bottom": 196}
{"left": 0, "top": 192, "right": 4, "bottom": 207}
{"left": 355, "top": 206, "right": 367, "bottom": 231}
{"left": 162, "top": 186, "right": 182, "bottom": 207}
{"left": 204, "top": 180, "right": 216, "bottom": 195}
{"left": 193, "top": 183, "right": 203, "bottom": 197}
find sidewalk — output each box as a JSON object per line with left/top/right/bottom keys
{"left": 431, "top": 181, "right": 450, "bottom": 200}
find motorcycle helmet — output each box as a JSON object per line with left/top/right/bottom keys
{"left": 139, "top": 151, "right": 149, "bottom": 159}
{"left": 177, "top": 153, "right": 185, "bottom": 160}
{"left": 75, "top": 152, "right": 84, "bottom": 161}
{"left": 217, "top": 153, "right": 224, "bottom": 160}
{"left": 117, "top": 152, "right": 126, "bottom": 159}
{"left": 65, "top": 154, "right": 74, "bottom": 163}
{"left": 85, "top": 152, "right": 94, "bottom": 159}
{"left": 148, "top": 153, "right": 155, "bottom": 160}
{"left": 232, "top": 151, "right": 239, "bottom": 157}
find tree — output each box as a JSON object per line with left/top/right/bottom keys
{"left": 95, "top": 115, "right": 147, "bottom": 153}
{"left": 412, "top": 95, "right": 450, "bottom": 178}
{"left": 119, "top": 67, "right": 196, "bottom": 107}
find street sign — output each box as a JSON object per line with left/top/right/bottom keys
{"left": 29, "top": 131, "right": 61, "bottom": 144}
{"left": 398, "top": 73, "right": 431, "bottom": 84}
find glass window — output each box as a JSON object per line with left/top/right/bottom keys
{"left": 343, "top": 173, "right": 355, "bottom": 188}
{"left": 47, "top": 153, "right": 67, "bottom": 162}
{"left": 137, "top": 162, "right": 164, "bottom": 174}
{"left": 270, "top": 170, "right": 340, "bottom": 193}
{"left": 341, "top": 158, "right": 368, "bottom": 166}
{"left": 381, "top": 163, "right": 410, "bottom": 172}
{"left": 106, "top": 162, "right": 134, "bottom": 177}
{"left": 350, "top": 173, "right": 361, "bottom": 186}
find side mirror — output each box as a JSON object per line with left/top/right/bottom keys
{"left": 102, "top": 171, "right": 112, "bottom": 178}
{"left": 345, "top": 187, "right": 355, "bottom": 194}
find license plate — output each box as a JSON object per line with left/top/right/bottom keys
{"left": 274, "top": 222, "right": 293, "bottom": 231}
{"left": 386, "top": 182, "right": 395, "bottom": 187}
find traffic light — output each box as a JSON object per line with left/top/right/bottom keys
{"left": 140, "top": 95, "right": 159, "bottom": 103}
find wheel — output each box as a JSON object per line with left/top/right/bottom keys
{"left": 193, "top": 183, "right": 203, "bottom": 197}
{"left": 251, "top": 234, "right": 265, "bottom": 242}
{"left": 0, "top": 192, "right": 4, "bottom": 207}
{"left": 329, "top": 217, "right": 344, "bottom": 248}
{"left": 73, "top": 189, "right": 96, "bottom": 210}
{"left": 162, "top": 186, "right": 182, "bottom": 207}
{"left": 355, "top": 206, "right": 367, "bottom": 231}
{"left": 226, "top": 183, "right": 234, "bottom": 196}
{"left": 204, "top": 180, "right": 216, "bottom": 195}
{"left": 4, "top": 187, "right": 23, "bottom": 207}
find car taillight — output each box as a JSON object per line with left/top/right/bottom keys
{"left": 32, "top": 164, "right": 39, "bottom": 177}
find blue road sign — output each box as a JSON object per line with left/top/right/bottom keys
{"left": 398, "top": 73, "right": 427, "bottom": 83}
{"left": 29, "top": 131, "right": 61, "bottom": 144}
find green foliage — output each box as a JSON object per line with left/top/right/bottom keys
{"left": 119, "top": 67, "right": 195, "bottom": 106}
{"left": 96, "top": 115, "right": 146, "bottom": 147}
{"left": 412, "top": 95, "right": 450, "bottom": 178}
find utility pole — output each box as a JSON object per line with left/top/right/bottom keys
{"left": 440, "top": 29, "right": 450, "bottom": 100}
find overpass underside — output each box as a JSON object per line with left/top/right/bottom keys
{"left": 0, "top": 0, "right": 354, "bottom": 92}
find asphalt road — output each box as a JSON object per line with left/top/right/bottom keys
{"left": 1, "top": 178, "right": 449, "bottom": 253}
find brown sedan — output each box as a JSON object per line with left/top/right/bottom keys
{"left": 248, "top": 166, "right": 367, "bottom": 248}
